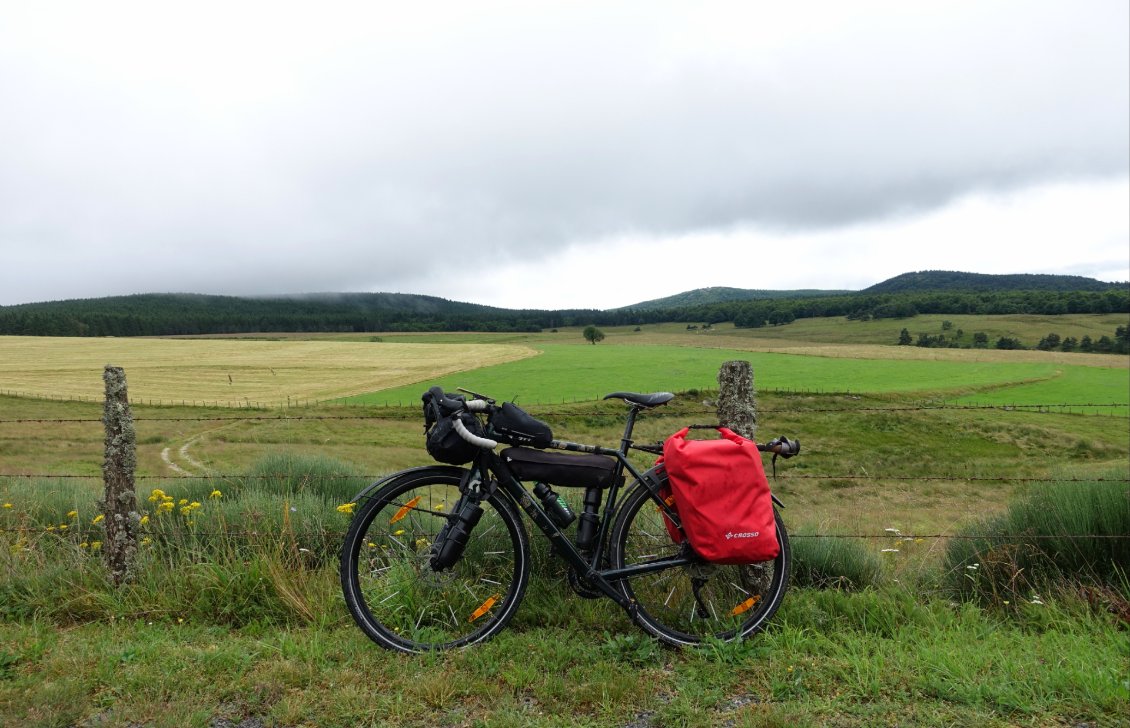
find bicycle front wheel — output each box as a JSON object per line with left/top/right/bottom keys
{"left": 340, "top": 466, "right": 530, "bottom": 653}
{"left": 609, "top": 478, "right": 790, "bottom": 646}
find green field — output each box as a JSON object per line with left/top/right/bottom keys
{"left": 347, "top": 343, "right": 1130, "bottom": 407}
{"left": 1, "top": 320, "right": 1128, "bottom": 727}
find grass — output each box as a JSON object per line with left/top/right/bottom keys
{"left": 350, "top": 343, "right": 1130, "bottom": 406}
{"left": 0, "top": 326, "right": 1128, "bottom": 725}
{"left": 945, "top": 474, "right": 1130, "bottom": 603}
{"left": 698, "top": 312, "right": 1130, "bottom": 349}
{"left": 1, "top": 588, "right": 1125, "bottom": 727}
{"left": 950, "top": 364, "right": 1130, "bottom": 408}
{"left": 0, "top": 335, "right": 536, "bottom": 405}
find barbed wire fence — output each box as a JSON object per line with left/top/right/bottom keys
{"left": 1, "top": 369, "right": 1127, "bottom": 547}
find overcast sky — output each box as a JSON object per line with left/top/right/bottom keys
{"left": 1, "top": 1, "right": 1127, "bottom": 310}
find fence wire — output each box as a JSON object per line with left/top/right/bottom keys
{"left": 0, "top": 401, "right": 1127, "bottom": 424}
{"left": 4, "top": 472, "right": 1128, "bottom": 484}
{"left": 2, "top": 525, "right": 1124, "bottom": 541}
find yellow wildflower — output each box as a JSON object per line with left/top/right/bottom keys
{"left": 139, "top": 515, "right": 149, "bottom": 526}
{"left": 178, "top": 499, "right": 188, "bottom": 506}
{"left": 59, "top": 524, "right": 68, "bottom": 530}
{"left": 92, "top": 514, "right": 104, "bottom": 525}
{"left": 46, "top": 525, "right": 57, "bottom": 531}
{"left": 157, "top": 501, "right": 174, "bottom": 513}
{"left": 67, "top": 510, "right": 78, "bottom": 518}
{"left": 189, "top": 501, "right": 201, "bottom": 509}
{"left": 2, "top": 503, "right": 12, "bottom": 509}
{"left": 80, "top": 542, "right": 89, "bottom": 549}
{"left": 209, "top": 489, "right": 222, "bottom": 499}
{"left": 90, "top": 541, "right": 102, "bottom": 550}
{"left": 141, "top": 537, "right": 151, "bottom": 545}
{"left": 336, "top": 503, "right": 356, "bottom": 515}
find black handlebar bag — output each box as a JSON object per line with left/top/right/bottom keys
{"left": 424, "top": 412, "right": 486, "bottom": 465}
{"left": 662, "top": 427, "right": 778, "bottom": 564}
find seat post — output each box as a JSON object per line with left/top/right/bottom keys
{"left": 619, "top": 406, "right": 642, "bottom": 453}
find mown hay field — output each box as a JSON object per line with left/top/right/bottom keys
{"left": 0, "top": 336, "right": 537, "bottom": 406}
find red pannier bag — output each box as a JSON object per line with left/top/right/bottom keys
{"left": 661, "top": 426, "right": 779, "bottom": 564}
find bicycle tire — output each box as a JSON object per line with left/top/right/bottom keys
{"left": 609, "top": 476, "right": 790, "bottom": 646}
{"left": 339, "top": 466, "right": 530, "bottom": 653}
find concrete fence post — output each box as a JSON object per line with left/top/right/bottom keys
{"left": 717, "top": 360, "right": 757, "bottom": 440}
{"left": 102, "top": 365, "right": 139, "bottom": 586}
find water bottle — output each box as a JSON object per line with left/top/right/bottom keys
{"left": 533, "top": 482, "right": 575, "bottom": 528}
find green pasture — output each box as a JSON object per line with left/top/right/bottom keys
{"left": 343, "top": 343, "right": 1129, "bottom": 406}
{"left": 951, "top": 363, "right": 1130, "bottom": 407}
{"left": 696, "top": 313, "right": 1130, "bottom": 348}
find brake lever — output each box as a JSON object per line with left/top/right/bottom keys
{"left": 456, "top": 387, "right": 496, "bottom": 405}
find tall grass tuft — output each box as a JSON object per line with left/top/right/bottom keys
{"left": 790, "top": 535, "right": 884, "bottom": 590}
{"left": 242, "top": 452, "right": 369, "bottom": 502}
{"left": 945, "top": 473, "right": 1130, "bottom": 603}
{"left": 0, "top": 454, "right": 364, "bottom": 625}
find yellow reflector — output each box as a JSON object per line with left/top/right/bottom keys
{"left": 469, "top": 593, "right": 502, "bottom": 623}
{"left": 389, "top": 496, "right": 422, "bottom": 525}
{"left": 731, "top": 595, "right": 761, "bottom": 616}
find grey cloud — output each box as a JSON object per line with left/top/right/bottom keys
{"left": 0, "top": 1, "right": 1126, "bottom": 304}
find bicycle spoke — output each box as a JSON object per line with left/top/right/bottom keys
{"left": 341, "top": 472, "right": 529, "bottom": 653}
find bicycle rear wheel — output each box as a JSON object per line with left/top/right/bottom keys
{"left": 339, "top": 466, "right": 529, "bottom": 653}
{"left": 609, "top": 478, "right": 790, "bottom": 646}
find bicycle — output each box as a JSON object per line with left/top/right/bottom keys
{"left": 339, "top": 386, "right": 800, "bottom": 653}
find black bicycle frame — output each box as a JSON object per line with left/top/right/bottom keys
{"left": 466, "top": 406, "right": 693, "bottom": 613}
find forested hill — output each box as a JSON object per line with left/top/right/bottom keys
{"left": 617, "top": 286, "right": 849, "bottom": 310}
{"left": 865, "top": 271, "right": 1125, "bottom": 294}
{"left": 0, "top": 272, "right": 1126, "bottom": 337}
{"left": 0, "top": 292, "right": 597, "bottom": 337}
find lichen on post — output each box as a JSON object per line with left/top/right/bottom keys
{"left": 101, "top": 365, "right": 139, "bottom": 585}
{"left": 717, "top": 360, "right": 757, "bottom": 440}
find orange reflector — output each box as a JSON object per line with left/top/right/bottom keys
{"left": 469, "top": 593, "right": 501, "bottom": 623}
{"left": 389, "top": 496, "right": 422, "bottom": 525}
{"left": 730, "top": 595, "right": 761, "bottom": 616}
{"left": 664, "top": 495, "right": 677, "bottom": 507}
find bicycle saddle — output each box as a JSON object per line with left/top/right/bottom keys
{"left": 602, "top": 391, "right": 675, "bottom": 408}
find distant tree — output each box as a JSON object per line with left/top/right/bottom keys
{"left": 972, "top": 332, "right": 989, "bottom": 348}
{"left": 1116, "top": 326, "right": 1130, "bottom": 354}
{"left": 583, "top": 325, "right": 605, "bottom": 345}
{"left": 1061, "top": 336, "right": 1078, "bottom": 352}
{"left": 941, "top": 320, "right": 953, "bottom": 331}
{"left": 898, "top": 328, "right": 912, "bottom": 345}
{"left": 767, "top": 309, "right": 795, "bottom": 326}
{"left": 1080, "top": 335, "right": 1094, "bottom": 352}
{"left": 995, "top": 336, "right": 1023, "bottom": 350}
{"left": 1036, "top": 333, "right": 1061, "bottom": 351}
{"left": 1094, "top": 335, "right": 1114, "bottom": 353}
